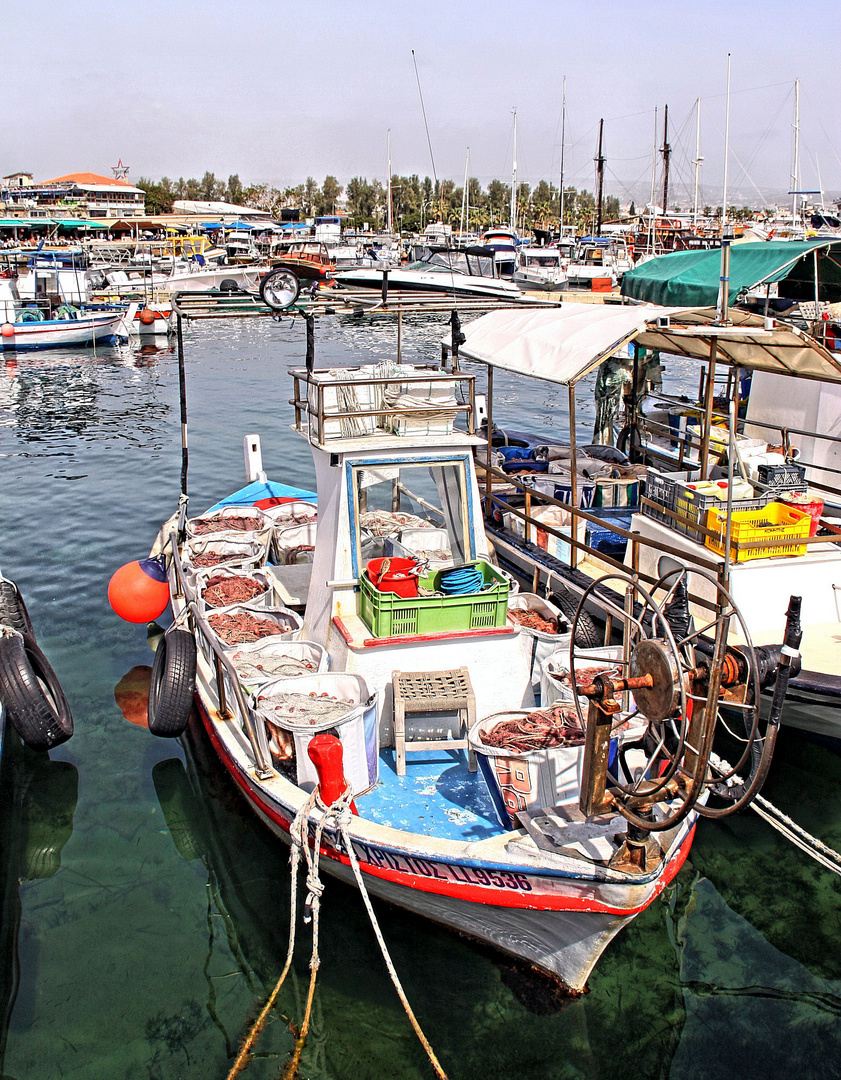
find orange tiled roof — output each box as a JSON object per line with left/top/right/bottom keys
{"left": 41, "top": 172, "right": 133, "bottom": 187}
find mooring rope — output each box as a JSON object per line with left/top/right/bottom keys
{"left": 225, "top": 791, "right": 314, "bottom": 1079}
{"left": 226, "top": 786, "right": 450, "bottom": 1080}
{"left": 338, "top": 821, "right": 450, "bottom": 1080}
{"left": 712, "top": 753, "right": 841, "bottom": 877}
{"left": 751, "top": 793, "right": 841, "bottom": 877}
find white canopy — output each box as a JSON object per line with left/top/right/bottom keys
{"left": 451, "top": 303, "right": 841, "bottom": 385}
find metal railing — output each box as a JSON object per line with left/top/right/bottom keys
{"left": 167, "top": 531, "right": 274, "bottom": 779}
{"left": 290, "top": 366, "right": 477, "bottom": 446}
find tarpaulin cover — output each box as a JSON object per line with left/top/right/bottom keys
{"left": 207, "top": 480, "right": 317, "bottom": 512}
{"left": 621, "top": 240, "right": 841, "bottom": 307}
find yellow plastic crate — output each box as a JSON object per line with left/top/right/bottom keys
{"left": 704, "top": 502, "right": 811, "bottom": 562}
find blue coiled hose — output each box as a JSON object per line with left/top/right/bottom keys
{"left": 438, "top": 565, "right": 484, "bottom": 595}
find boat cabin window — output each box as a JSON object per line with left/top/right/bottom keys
{"left": 349, "top": 459, "right": 473, "bottom": 574}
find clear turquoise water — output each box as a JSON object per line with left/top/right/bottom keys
{"left": 1, "top": 317, "right": 841, "bottom": 1080}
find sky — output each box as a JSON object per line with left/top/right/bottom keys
{"left": 4, "top": 0, "right": 840, "bottom": 207}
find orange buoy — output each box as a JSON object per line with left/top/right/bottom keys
{"left": 138, "top": 308, "right": 157, "bottom": 325}
{"left": 1, "top": 323, "right": 15, "bottom": 338}
{"left": 108, "top": 555, "right": 170, "bottom": 623}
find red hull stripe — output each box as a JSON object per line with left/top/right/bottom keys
{"left": 198, "top": 702, "right": 694, "bottom": 916}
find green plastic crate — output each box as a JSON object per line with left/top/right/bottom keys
{"left": 358, "top": 560, "right": 509, "bottom": 638}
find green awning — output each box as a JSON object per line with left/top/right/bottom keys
{"left": 0, "top": 218, "right": 56, "bottom": 228}
{"left": 621, "top": 239, "right": 841, "bottom": 307}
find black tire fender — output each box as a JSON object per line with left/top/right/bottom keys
{"left": 0, "top": 578, "right": 35, "bottom": 638}
{"left": 550, "top": 590, "right": 602, "bottom": 649}
{"left": 147, "top": 628, "right": 197, "bottom": 738}
{"left": 0, "top": 631, "right": 74, "bottom": 751}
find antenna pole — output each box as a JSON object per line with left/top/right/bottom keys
{"left": 721, "top": 53, "right": 731, "bottom": 234}
{"left": 692, "top": 97, "right": 703, "bottom": 228}
{"left": 559, "top": 76, "right": 566, "bottom": 233}
{"left": 595, "top": 118, "right": 605, "bottom": 236}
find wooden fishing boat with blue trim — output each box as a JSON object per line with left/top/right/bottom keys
{"left": 129, "top": 336, "right": 789, "bottom": 993}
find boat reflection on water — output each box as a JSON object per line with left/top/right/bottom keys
{"left": 133, "top": 341, "right": 175, "bottom": 368}
{"left": 0, "top": 732, "right": 78, "bottom": 1074}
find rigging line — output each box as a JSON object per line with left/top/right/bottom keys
{"left": 411, "top": 50, "right": 438, "bottom": 187}
{"left": 703, "top": 78, "right": 794, "bottom": 101}
{"left": 801, "top": 86, "right": 841, "bottom": 174}
{"left": 709, "top": 116, "right": 769, "bottom": 205}
{"left": 720, "top": 90, "right": 789, "bottom": 193}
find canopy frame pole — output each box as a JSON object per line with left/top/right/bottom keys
{"left": 814, "top": 249, "right": 821, "bottom": 344}
{"left": 485, "top": 364, "right": 494, "bottom": 513}
{"left": 569, "top": 384, "right": 579, "bottom": 569}
{"left": 699, "top": 338, "right": 718, "bottom": 481}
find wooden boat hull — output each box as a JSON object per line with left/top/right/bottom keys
{"left": 194, "top": 690, "right": 695, "bottom": 992}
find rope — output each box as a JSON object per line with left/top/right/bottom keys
{"left": 225, "top": 792, "right": 311, "bottom": 1080}
{"left": 338, "top": 821, "right": 450, "bottom": 1080}
{"left": 751, "top": 794, "right": 841, "bottom": 877}
{"left": 227, "top": 785, "right": 451, "bottom": 1080}
{"left": 711, "top": 753, "right": 841, "bottom": 877}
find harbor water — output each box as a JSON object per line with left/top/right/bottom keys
{"left": 1, "top": 315, "right": 841, "bottom": 1080}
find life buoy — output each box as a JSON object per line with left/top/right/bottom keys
{"left": 147, "top": 628, "right": 197, "bottom": 738}
{"left": 0, "top": 630, "right": 74, "bottom": 751}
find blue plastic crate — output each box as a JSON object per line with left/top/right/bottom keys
{"left": 586, "top": 509, "right": 632, "bottom": 558}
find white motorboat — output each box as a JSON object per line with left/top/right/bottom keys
{"left": 332, "top": 246, "right": 529, "bottom": 301}
{"left": 513, "top": 243, "right": 573, "bottom": 291}
{"left": 566, "top": 237, "right": 634, "bottom": 289}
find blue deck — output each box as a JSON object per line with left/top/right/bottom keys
{"left": 358, "top": 747, "right": 506, "bottom": 842}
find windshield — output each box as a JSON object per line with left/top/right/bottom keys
{"left": 350, "top": 459, "right": 472, "bottom": 573}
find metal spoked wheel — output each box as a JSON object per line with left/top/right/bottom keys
{"left": 569, "top": 567, "right": 768, "bottom": 832}
{"left": 259, "top": 267, "right": 301, "bottom": 312}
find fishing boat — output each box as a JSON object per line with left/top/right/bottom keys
{"left": 0, "top": 272, "right": 127, "bottom": 351}
{"left": 114, "top": 318, "right": 786, "bottom": 993}
{"left": 332, "top": 246, "right": 529, "bottom": 301}
{"left": 448, "top": 300, "right": 841, "bottom": 741}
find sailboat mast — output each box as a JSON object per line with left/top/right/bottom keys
{"left": 559, "top": 76, "right": 566, "bottom": 233}
{"left": 791, "top": 78, "right": 801, "bottom": 225}
{"left": 460, "top": 147, "right": 470, "bottom": 237}
{"left": 721, "top": 52, "right": 731, "bottom": 234}
{"left": 595, "top": 118, "right": 605, "bottom": 235}
{"left": 661, "top": 104, "right": 671, "bottom": 219}
{"left": 510, "top": 108, "right": 518, "bottom": 231}
{"left": 647, "top": 106, "right": 658, "bottom": 254}
{"left": 387, "top": 129, "right": 393, "bottom": 234}
{"left": 692, "top": 97, "right": 703, "bottom": 228}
